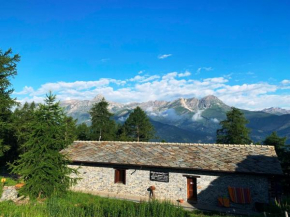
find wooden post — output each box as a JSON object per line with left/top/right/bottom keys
{"left": 285, "top": 211, "right": 288, "bottom": 217}
{"left": 152, "top": 190, "right": 155, "bottom": 200}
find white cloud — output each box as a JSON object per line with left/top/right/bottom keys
{"left": 128, "top": 75, "right": 160, "bottom": 83}
{"left": 281, "top": 80, "right": 290, "bottom": 85}
{"left": 178, "top": 71, "right": 191, "bottom": 77}
{"left": 13, "top": 72, "right": 290, "bottom": 110}
{"left": 141, "top": 75, "right": 160, "bottom": 82}
{"left": 219, "top": 94, "right": 290, "bottom": 110}
{"left": 17, "top": 96, "right": 45, "bottom": 104}
{"left": 158, "top": 54, "right": 172, "bottom": 59}
{"left": 196, "top": 67, "right": 213, "bottom": 74}
{"left": 162, "top": 72, "right": 178, "bottom": 80}
{"left": 14, "top": 86, "right": 34, "bottom": 95}
{"left": 211, "top": 118, "right": 219, "bottom": 123}
{"left": 192, "top": 110, "right": 203, "bottom": 121}
{"left": 138, "top": 70, "right": 144, "bottom": 74}
{"left": 128, "top": 75, "right": 144, "bottom": 82}
{"left": 216, "top": 83, "right": 276, "bottom": 96}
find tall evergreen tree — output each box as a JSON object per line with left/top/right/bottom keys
{"left": 263, "top": 132, "right": 290, "bottom": 194}
{"left": 10, "top": 93, "right": 78, "bottom": 198}
{"left": 123, "top": 106, "right": 155, "bottom": 142}
{"left": 263, "top": 131, "right": 286, "bottom": 154}
{"left": 116, "top": 124, "right": 129, "bottom": 141}
{"left": 89, "top": 98, "right": 116, "bottom": 141}
{"left": 0, "top": 48, "right": 20, "bottom": 159}
{"left": 12, "top": 102, "right": 37, "bottom": 154}
{"left": 64, "top": 116, "right": 77, "bottom": 142}
{"left": 76, "top": 123, "right": 91, "bottom": 140}
{"left": 216, "top": 107, "right": 251, "bottom": 144}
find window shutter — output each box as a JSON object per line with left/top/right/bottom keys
{"left": 115, "top": 169, "right": 119, "bottom": 183}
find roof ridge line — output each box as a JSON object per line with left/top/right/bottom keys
{"left": 73, "top": 141, "right": 275, "bottom": 148}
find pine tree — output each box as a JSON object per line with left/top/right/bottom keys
{"left": 263, "top": 131, "right": 290, "bottom": 193}
{"left": 123, "top": 106, "right": 155, "bottom": 142}
{"left": 64, "top": 116, "right": 77, "bottom": 142}
{"left": 263, "top": 131, "right": 286, "bottom": 154}
{"left": 116, "top": 124, "right": 129, "bottom": 141}
{"left": 76, "top": 123, "right": 91, "bottom": 140}
{"left": 89, "top": 98, "right": 116, "bottom": 141}
{"left": 12, "top": 102, "right": 37, "bottom": 154}
{"left": 10, "top": 93, "right": 78, "bottom": 198}
{"left": 0, "top": 48, "right": 20, "bottom": 158}
{"left": 216, "top": 107, "right": 251, "bottom": 144}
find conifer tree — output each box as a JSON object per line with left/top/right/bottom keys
{"left": 0, "top": 48, "right": 20, "bottom": 158}
{"left": 263, "top": 131, "right": 290, "bottom": 193}
{"left": 123, "top": 106, "right": 155, "bottom": 142}
{"left": 89, "top": 98, "right": 116, "bottom": 141}
{"left": 12, "top": 102, "right": 37, "bottom": 154}
{"left": 263, "top": 131, "right": 286, "bottom": 154}
{"left": 116, "top": 124, "right": 129, "bottom": 141}
{"left": 216, "top": 107, "right": 251, "bottom": 144}
{"left": 76, "top": 123, "right": 91, "bottom": 140}
{"left": 64, "top": 116, "right": 77, "bottom": 142}
{"left": 10, "top": 93, "right": 78, "bottom": 198}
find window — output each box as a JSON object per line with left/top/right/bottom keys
{"left": 114, "top": 169, "right": 126, "bottom": 184}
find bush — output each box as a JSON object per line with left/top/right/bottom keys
{"left": 264, "top": 197, "right": 290, "bottom": 216}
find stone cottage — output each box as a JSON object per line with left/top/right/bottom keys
{"left": 62, "top": 141, "right": 283, "bottom": 210}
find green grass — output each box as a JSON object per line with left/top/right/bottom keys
{"left": 0, "top": 191, "right": 233, "bottom": 217}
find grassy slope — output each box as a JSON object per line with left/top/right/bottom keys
{"left": 150, "top": 120, "right": 213, "bottom": 143}
{"left": 244, "top": 112, "right": 290, "bottom": 143}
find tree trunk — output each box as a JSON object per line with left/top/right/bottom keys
{"left": 137, "top": 125, "right": 139, "bottom": 142}
{"left": 99, "top": 128, "right": 102, "bottom": 141}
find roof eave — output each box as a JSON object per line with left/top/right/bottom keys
{"left": 69, "top": 160, "right": 283, "bottom": 177}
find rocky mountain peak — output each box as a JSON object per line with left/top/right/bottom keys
{"left": 201, "top": 95, "right": 220, "bottom": 102}
{"left": 92, "top": 94, "right": 105, "bottom": 102}
{"left": 198, "top": 95, "right": 224, "bottom": 109}
{"left": 262, "top": 107, "right": 290, "bottom": 115}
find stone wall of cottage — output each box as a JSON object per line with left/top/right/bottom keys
{"left": 195, "top": 171, "right": 269, "bottom": 210}
{"left": 69, "top": 165, "right": 269, "bottom": 209}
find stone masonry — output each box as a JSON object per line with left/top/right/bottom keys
{"left": 0, "top": 186, "right": 18, "bottom": 202}
{"left": 69, "top": 165, "right": 269, "bottom": 209}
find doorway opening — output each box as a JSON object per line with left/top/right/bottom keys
{"left": 187, "top": 177, "right": 197, "bottom": 203}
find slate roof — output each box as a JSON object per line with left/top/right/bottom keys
{"left": 61, "top": 141, "right": 283, "bottom": 175}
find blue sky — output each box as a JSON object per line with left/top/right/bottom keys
{"left": 1, "top": 0, "right": 290, "bottom": 109}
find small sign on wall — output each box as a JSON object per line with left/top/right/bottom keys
{"left": 150, "top": 171, "right": 169, "bottom": 182}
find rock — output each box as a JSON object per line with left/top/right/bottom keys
{"left": 13, "top": 195, "right": 25, "bottom": 203}
{"left": 0, "top": 186, "right": 18, "bottom": 202}
{"left": 15, "top": 196, "right": 30, "bottom": 205}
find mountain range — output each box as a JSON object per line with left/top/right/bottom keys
{"left": 60, "top": 95, "right": 290, "bottom": 144}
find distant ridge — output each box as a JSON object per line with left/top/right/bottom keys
{"left": 59, "top": 95, "right": 290, "bottom": 144}
{"left": 262, "top": 107, "right": 290, "bottom": 115}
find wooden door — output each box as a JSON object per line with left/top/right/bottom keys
{"left": 187, "top": 177, "right": 197, "bottom": 202}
